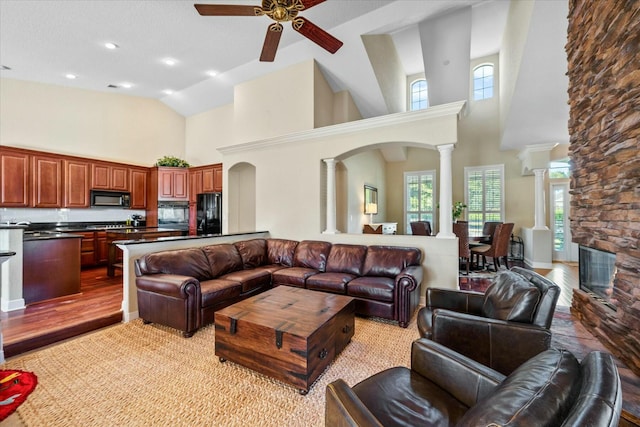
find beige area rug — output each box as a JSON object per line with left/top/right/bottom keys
{"left": 3, "top": 316, "right": 419, "bottom": 426}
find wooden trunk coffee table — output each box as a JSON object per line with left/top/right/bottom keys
{"left": 214, "top": 286, "right": 355, "bottom": 394}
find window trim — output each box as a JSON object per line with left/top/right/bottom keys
{"left": 409, "top": 78, "right": 428, "bottom": 111}
{"left": 464, "top": 164, "right": 504, "bottom": 236}
{"left": 404, "top": 169, "right": 437, "bottom": 234}
{"left": 472, "top": 63, "right": 494, "bottom": 101}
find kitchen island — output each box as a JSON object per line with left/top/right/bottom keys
{"left": 106, "top": 228, "right": 185, "bottom": 277}
{"left": 23, "top": 232, "right": 82, "bottom": 304}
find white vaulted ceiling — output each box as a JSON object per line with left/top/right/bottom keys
{"left": 0, "top": 0, "right": 569, "bottom": 149}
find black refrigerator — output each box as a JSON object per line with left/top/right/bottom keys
{"left": 196, "top": 193, "right": 222, "bottom": 235}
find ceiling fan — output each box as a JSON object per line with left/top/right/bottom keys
{"left": 194, "top": 0, "right": 343, "bottom": 62}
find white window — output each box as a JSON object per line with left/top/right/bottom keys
{"left": 464, "top": 165, "right": 504, "bottom": 236}
{"left": 404, "top": 170, "right": 436, "bottom": 233}
{"left": 473, "top": 64, "right": 494, "bottom": 100}
{"left": 410, "top": 79, "right": 428, "bottom": 111}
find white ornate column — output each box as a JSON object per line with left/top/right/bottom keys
{"left": 323, "top": 158, "right": 339, "bottom": 234}
{"left": 533, "top": 168, "right": 548, "bottom": 230}
{"left": 437, "top": 144, "right": 455, "bottom": 238}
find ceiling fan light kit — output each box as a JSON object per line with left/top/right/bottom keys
{"left": 195, "top": 0, "right": 343, "bottom": 62}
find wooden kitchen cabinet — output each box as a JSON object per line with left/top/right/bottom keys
{"left": 32, "top": 154, "right": 63, "bottom": 208}
{"left": 129, "top": 167, "right": 148, "bottom": 209}
{"left": 77, "top": 231, "right": 97, "bottom": 267}
{"left": 189, "top": 163, "right": 222, "bottom": 199}
{"left": 64, "top": 159, "right": 91, "bottom": 208}
{"left": 92, "top": 162, "right": 129, "bottom": 191}
{"left": 96, "top": 231, "right": 110, "bottom": 264}
{"left": 212, "top": 163, "right": 222, "bottom": 192}
{"left": 0, "top": 148, "right": 30, "bottom": 207}
{"left": 157, "top": 167, "right": 188, "bottom": 201}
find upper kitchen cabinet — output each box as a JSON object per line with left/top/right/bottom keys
{"left": 64, "top": 159, "right": 91, "bottom": 208}
{"left": 189, "top": 163, "right": 222, "bottom": 199}
{"left": 0, "top": 147, "right": 30, "bottom": 207}
{"left": 157, "top": 167, "right": 188, "bottom": 201}
{"left": 212, "top": 163, "right": 222, "bottom": 192}
{"left": 129, "top": 167, "right": 148, "bottom": 209}
{"left": 31, "top": 154, "right": 63, "bottom": 208}
{"left": 92, "top": 162, "right": 129, "bottom": 191}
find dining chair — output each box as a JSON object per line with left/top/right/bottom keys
{"left": 480, "top": 221, "right": 503, "bottom": 244}
{"left": 363, "top": 224, "right": 382, "bottom": 234}
{"left": 453, "top": 222, "right": 471, "bottom": 274}
{"left": 410, "top": 221, "right": 432, "bottom": 236}
{"left": 470, "top": 222, "right": 514, "bottom": 271}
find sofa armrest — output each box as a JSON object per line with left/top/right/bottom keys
{"left": 396, "top": 265, "right": 423, "bottom": 292}
{"left": 431, "top": 310, "right": 552, "bottom": 375}
{"left": 135, "top": 274, "right": 201, "bottom": 299}
{"left": 325, "top": 379, "right": 384, "bottom": 427}
{"left": 411, "top": 339, "right": 505, "bottom": 408}
{"left": 427, "top": 287, "right": 484, "bottom": 315}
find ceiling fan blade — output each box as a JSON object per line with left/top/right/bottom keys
{"left": 292, "top": 17, "right": 343, "bottom": 54}
{"left": 260, "top": 23, "right": 283, "bottom": 62}
{"left": 194, "top": 4, "right": 259, "bottom": 16}
{"left": 299, "top": 0, "right": 326, "bottom": 10}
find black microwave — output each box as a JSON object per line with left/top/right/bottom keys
{"left": 90, "top": 190, "right": 131, "bottom": 208}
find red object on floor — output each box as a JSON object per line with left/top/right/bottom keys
{"left": 0, "top": 369, "right": 37, "bottom": 421}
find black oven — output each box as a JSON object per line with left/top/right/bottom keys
{"left": 158, "top": 201, "right": 189, "bottom": 231}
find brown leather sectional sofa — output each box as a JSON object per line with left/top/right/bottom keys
{"left": 134, "top": 238, "right": 423, "bottom": 337}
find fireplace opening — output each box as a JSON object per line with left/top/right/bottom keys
{"left": 579, "top": 245, "right": 617, "bottom": 310}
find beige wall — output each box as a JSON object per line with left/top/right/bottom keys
{"left": 0, "top": 78, "right": 185, "bottom": 166}
{"left": 341, "top": 150, "right": 387, "bottom": 234}
{"left": 184, "top": 103, "right": 233, "bottom": 166}
{"left": 233, "top": 60, "right": 315, "bottom": 143}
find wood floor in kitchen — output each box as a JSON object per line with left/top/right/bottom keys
{"left": 1, "top": 266, "right": 123, "bottom": 358}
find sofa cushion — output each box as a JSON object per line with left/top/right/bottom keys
{"left": 347, "top": 276, "right": 395, "bottom": 302}
{"left": 202, "top": 244, "right": 244, "bottom": 278}
{"left": 325, "top": 244, "right": 367, "bottom": 276}
{"left": 293, "top": 240, "right": 332, "bottom": 271}
{"left": 220, "top": 269, "right": 271, "bottom": 293}
{"left": 456, "top": 348, "right": 581, "bottom": 426}
{"left": 361, "top": 246, "right": 422, "bottom": 278}
{"left": 199, "top": 279, "right": 242, "bottom": 308}
{"left": 306, "top": 272, "right": 356, "bottom": 294}
{"left": 266, "top": 239, "right": 298, "bottom": 267}
{"left": 481, "top": 270, "right": 541, "bottom": 323}
{"left": 234, "top": 239, "right": 267, "bottom": 269}
{"left": 272, "top": 267, "right": 319, "bottom": 288}
{"left": 136, "top": 248, "right": 212, "bottom": 281}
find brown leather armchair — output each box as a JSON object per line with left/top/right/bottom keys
{"left": 325, "top": 339, "right": 622, "bottom": 427}
{"left": 416, "top": 266, "right": 560, "bottom": 375}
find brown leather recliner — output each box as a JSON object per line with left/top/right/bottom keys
{"left": 325, "top": 339, "right": 622, "bottom": 427}
{"left": 416, "top": 266, "right": 560, "bottom": 375}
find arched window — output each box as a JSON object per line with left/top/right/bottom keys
{"left": 410, "top": 79, "right": 428, "bottom": 110}
{"left": 473, "top": 64, "right": 494, "bottom": 100}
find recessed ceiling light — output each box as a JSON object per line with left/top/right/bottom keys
{"left": 162, "top": 58, "right": 177, "bottom": 66}
{"left": 120, "top": 82, "right": 133, "bottom": 89}
{"left": 162, "top": 89, "right": 174, "bottom": 95}
{"left": 65, "top": 74, "right": 77, "bottom": 80}
{"left": 1, "top": 65, "right": 11, "bottom": 71}
{"left": 207, "top": 70, "right": 218, "bottom": 77}
{"left": 104, "top": 42, "right": 119, "bottom": 50}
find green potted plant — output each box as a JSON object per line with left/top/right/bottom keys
{"left": 155, "top": 156, "right": 190, "bottom": 168}
{"left": 452, "top": 201, "right": 467, "bottom": 221}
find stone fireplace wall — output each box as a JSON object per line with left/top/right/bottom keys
{"left": 566, "top": 0, "right": 640, "bottom": 375}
